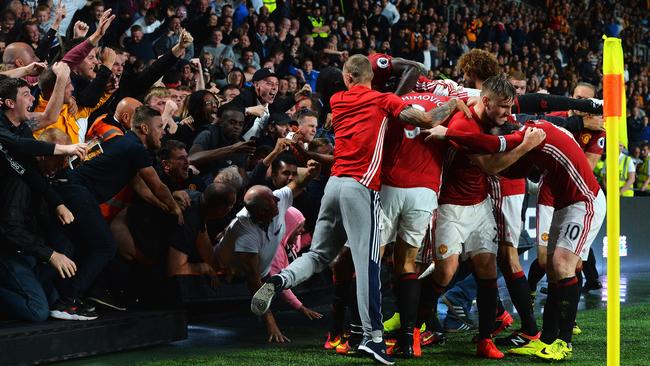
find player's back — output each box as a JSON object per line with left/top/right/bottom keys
{"left": 382, "top": 93, "right": 450, "bottom": 192}
{"left": 523, "top": 121, "right": 601, "bottom": 208}
{"left": 329, "top": 85, "right": 406, "bottom": 190}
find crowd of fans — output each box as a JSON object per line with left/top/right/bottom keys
{"left": 0, "top": 0, "right": 648, "bottom": 346}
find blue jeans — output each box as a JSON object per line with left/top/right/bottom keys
{"left": 442, "top": 273, "right": 477, "bottom": 328}
{"left": 0, "top": 255, "right": 50, "bottom": 322}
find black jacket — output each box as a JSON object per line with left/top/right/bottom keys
{"left": 0, "top": 112, "right": 62, "bottom": 209}
{"left": 226, "top": 87, "right": 295, "bottom": 136}
{"left": 0, "top": 174, "right": 53, "bottom": 262}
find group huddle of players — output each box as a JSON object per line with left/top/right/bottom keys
{"left": 254, "top": 49, "right": 606, "bottom": 364}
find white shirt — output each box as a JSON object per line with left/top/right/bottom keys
{"left": 381, "top": 3, "right": 400, "bottom": 25}
{"left": 124, "top": 18, "right": 162, "bottom": 37}
{"left": 220, "top": 186, "right": 293, "bottom": 277}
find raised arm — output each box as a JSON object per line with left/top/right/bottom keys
{"left": 287, "top": 159, "right": 321, "bottom": 198}
{"left": 392, "top": 58, "right": 424, "bottom": 96}
{"left": 398, "top": 99, "right": 471, "bottom": 128}
{"left": 514, "top": 93, "right": 602, "bottom": 115}
{"left": 29, "top": 62, "right": 70, "bottom": 131}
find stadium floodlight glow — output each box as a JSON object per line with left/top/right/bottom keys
{"left": 603, "top": 35, "right": 625, "bottom": 366}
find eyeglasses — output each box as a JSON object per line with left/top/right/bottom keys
{"left": 205, "top": 100, "right": 220, "bottom": 107}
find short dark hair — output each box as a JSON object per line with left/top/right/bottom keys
{"left": 38, "top": 68, "right": 57, "bottom": 99}
{"left": 131, "top": 106, "right": 161, "bottom": 130}
{"left": 0, "top": 78, "right": 29, "bottom": 110}
{"left": 481, "top": 74, "right": 516, "bottom": 102}
{"left": 203, "top": 183, "right": 236, "bottom": 208}
{"left": 217, "top": 103, "right": 244, "bottom": 118}
{"left": 271, "top": 153, "right": 298, "bottom": 173}
{"left": 221, "top": 84, "right": 240, "bottom": 94}
{"left": 158, "top": 139, "right": 186, "bottom": 161}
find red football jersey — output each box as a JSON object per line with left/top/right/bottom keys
{"left": 438, "top": 108, "right": 492, "bottom": 206}
{"left": 574, "top": 129, "right": 606, "bottom": 155}
{"left": 330, "top": 85, "right": 407, "bottom": 190}
{"left": 381, "top": 93, "right": 450, "bottom": 192}
{"left": 445, "top": 120, "right": 601, "bottom": 209}
{"left": 368, "top": 53, "right": 393, "bottom": 92}
{"left": 543, "top": 111, "right": 606, "bottom": 155}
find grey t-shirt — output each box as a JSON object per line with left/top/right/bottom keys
{"left": 220, "top": 186, "right": 293, "bottom": 277}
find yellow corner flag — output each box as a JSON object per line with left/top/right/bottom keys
{"left": 602, "top": 35, "right": 624, "bottom": 366}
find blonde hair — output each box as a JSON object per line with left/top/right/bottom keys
{"left": 144, "top": 87, "right": 170, "bottom": 105}
{"left": 343, "top": 54, "right": 373, "bottom": 84}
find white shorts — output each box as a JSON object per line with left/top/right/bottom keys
{"left": 416, "top": 210, "right": 437, "bottom": 264}
{"left": 434, "top": 199, "right": 498, "bottom": 260}
{"left": 548, "top": 191, "right": 606, "bottom": 261}
{"left": 380, "top": 185, "right": 438, "bottom": 248}
{"left": 536, "top": 204, "right": 555, "bottom": 248}
{"left": 491, "top": 193, "right": 524, "bottom": 247}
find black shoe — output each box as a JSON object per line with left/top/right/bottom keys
{"left": 358, "top": 337, "right": 395, "bottom": 365}
{"left": 251, "top": 275, "right": 284, "bottom": 316}
{"left": 582, "top": 281, "right": 602, "bottom": 293}
{"left": 540, "top": 286, "right": 548, "bottom": 295}
{"left": 50, "top": 298, "right": 99, "bottom": 321}
{"left": 395, "top": 332, "right": 415, "bottom": 358}
{"left": 87, "top": 288, "right": 127, "bottom": 311}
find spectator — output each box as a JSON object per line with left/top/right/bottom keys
{"left": 49, "top": 106, "right": 182, "bottom": 320}
{"left": 216, "top": 160, "right": 321, "bottom": 342}
{"left": 268, "top": 207, "right": 322, "bottom": 319}
{"left": 188, "top": 106, "right": 256, "bottom": 183}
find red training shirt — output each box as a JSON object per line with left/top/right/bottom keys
{"left": 330, "top": 85, "right": 407, "bottom": 191}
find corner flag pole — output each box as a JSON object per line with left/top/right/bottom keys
{"left": 602, "top": 35, "right": 624, "bottom": 366}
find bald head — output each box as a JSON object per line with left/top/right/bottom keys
{"left": 2, "top": 42, "right": 38, "bottom": 68}
{"left": 114, "top": 97, "right": 142, "bottom": 129}
{"left": 243, "top": 185, "right": 280, "bottom": 223}
{"left": 244, "top": 185, "right": 273, "bottom": 209}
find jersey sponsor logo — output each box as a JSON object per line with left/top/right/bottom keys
{"left": 438, "top": 244, "right": 448, "bottom": 255}
{"left": 580, "top": 133, "right": 592, "bottom": 145}
{"left": 376, "top": 57, "right": 390, "bottom": 69}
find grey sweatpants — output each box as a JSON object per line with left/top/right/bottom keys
{"left": 279, "top": 176, "right": 383, "bottom": 339}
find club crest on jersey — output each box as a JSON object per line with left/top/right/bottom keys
{"left": 580, "top": 133, "right": 592, "bottom": 145}
{"left": 404, "top": 127, "right": 421, "bottom": 139}
{"left": 376, "top": 57, "right": 390, "bottom": 69}
{"left": 541, "top": 232, "right": 549, "bottom": 242}
{"left": 438, "top": 244, "right": 448, "bottom": 255}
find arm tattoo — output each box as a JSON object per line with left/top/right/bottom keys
{"left": 25, "top": 118, "right": 39, "bottom": 131}
{"left": 398, "top": 99, "right": 458, "bottom": 128}
{"left": 429, "top": 99, "right": 457, "bottom": 125}
{"left": 398, "top": 106, "right": 430, "bottom": 128}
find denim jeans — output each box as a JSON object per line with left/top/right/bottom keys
{"left": 0, "top": 255, "right": 50, "bottom": 322}
{"left": 53, "top": 182, "right": 117, "bottom": 299}
{"left": 442, "top": 273, "right": 477, "bottom": 328}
